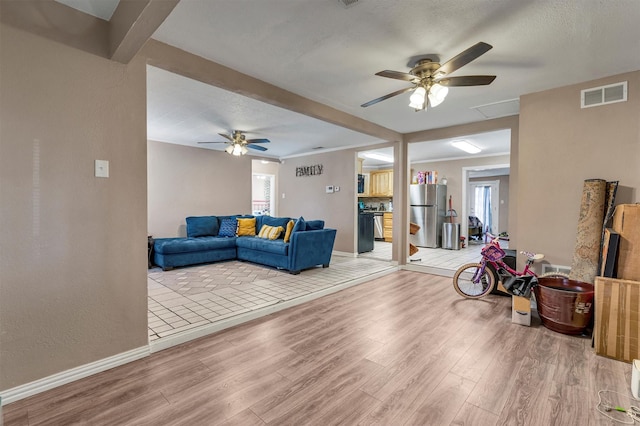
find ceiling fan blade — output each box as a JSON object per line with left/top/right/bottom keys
{"left": 197, "top": 141, "right": 227, "bottom": 144}
{"left": 361, "top": 86, "right": 414, "bottom": 108}
{"left": 435, "top": 42, "right": 493, "bottom": 76}
{"left": 218, "top": 133, "right": 234, "bottom": 142}
{"left": 437, "top": 75, "right": 496, "bottom": 87}
{"left": 375, "top": 70, "right": 419, "bottom": 82}
{"left": 247, "top": 144, "right": 268, "bottom": 151}
{"left": 246, "top": 138, "right": 270, "bottom": 144}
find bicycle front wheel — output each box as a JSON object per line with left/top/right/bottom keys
{"left": 453, "top": 263, "right": 496, "bottom": 299}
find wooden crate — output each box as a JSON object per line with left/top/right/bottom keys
{"left": 594, "top": 277, "right": 640, "bottom": 363}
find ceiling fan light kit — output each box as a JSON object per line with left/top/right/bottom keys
{"left": 199, "top": 130, "right": 270, "bottom": 157}
{"left": 408, "top": 86, "right": 427, "bottom": 109}
{"left": 362, "top": 42, "right": 496, "bottom": 112}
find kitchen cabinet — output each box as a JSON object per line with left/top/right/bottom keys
{"left": 358, "top": 172, "right": 371, "bottom": 197}
{"left": 370, "top": 169, "right": 393, "bottom": 196}
{"left": 383, "top": 212, "right": 393, "bottom": 242}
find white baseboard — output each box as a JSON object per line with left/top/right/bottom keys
{"left": 0, "top": 346, "right": 149, "bottom": 405}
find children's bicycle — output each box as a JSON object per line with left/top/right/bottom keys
{"left": 452, "top": 233, "right": 568, "bottom": 299}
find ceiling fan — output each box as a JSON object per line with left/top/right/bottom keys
{"left": 198, "top": 130, "right": 270, "bottom": 156}
{"left": 361, "top": 42, "right": 496, "bottom": 111}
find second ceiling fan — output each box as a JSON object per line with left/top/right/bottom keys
{"left": 361, "top": 42, "right": 496, "bottom": 111}
{"left": 198, "top": 130, "right": 270, "bottom": 156}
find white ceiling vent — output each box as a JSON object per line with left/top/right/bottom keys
{"left": 581, "top": 81, "right": 627, "bottom": 108}
{"left": 470, "top": 98, "right": 520, "bottom": 119}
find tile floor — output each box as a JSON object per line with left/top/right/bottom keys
{"left": 147, "top": 256, "right": 395, "bottom": 342}
{"left": 359, "top": 239, "right": 508, "bottom": 271}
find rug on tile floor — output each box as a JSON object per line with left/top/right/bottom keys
{"left": 148, "top": 261, "right": 285, "bottom": 295}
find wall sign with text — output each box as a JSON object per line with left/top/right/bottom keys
{"left": 296, "top": 164, "right": 323, "bottom": 177}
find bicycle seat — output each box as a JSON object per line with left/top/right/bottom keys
{"left": 520, "top": 251, "right": 545, "bottom": 262}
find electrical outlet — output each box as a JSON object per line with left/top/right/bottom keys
{"left": 326, "top": 185, "right": 334, "bottom": 193}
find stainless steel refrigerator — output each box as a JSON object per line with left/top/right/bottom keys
{"left": 410, "top": 184, "right": 447, "bottom": 248}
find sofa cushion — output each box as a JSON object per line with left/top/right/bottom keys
{"left": 218, "top": 218, "right": 238, "bottom": 237}
{"left": 237, "top": 217, "right": 257, "bottom": 236}
{"left": 292, "top": 216, "right": 306, "bottom": 233}
{"left": 235, "top": 236, "right": 289, "bottom": 256}
{"left": 283, "top": 220, "right": 295, "bottom": 243}
{"left": 305, "top": 220, "right": 325, "bottom": 231}
{"left": 258, "top": 216, "right": 291, "bottom": 236}
{"left": 154, "top": 236, "right": 236, "bottom": 255}
{"left": 258, "top": 224, "right": 284, "bottom": 240}
{"left": 186, "top": 216, "right": 219, "bottom": 237}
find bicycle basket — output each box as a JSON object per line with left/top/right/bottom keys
{"left": 482, "top": 244, "right": 505, "bottom": 261}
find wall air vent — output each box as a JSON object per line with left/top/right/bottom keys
{"left": 581, "top": 81, "right": 627, "bottom": 108}
{"left": 541, "top": 264, "right": 571, "bottom": 276}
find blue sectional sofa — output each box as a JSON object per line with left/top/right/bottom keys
{"left": 153, "top": 215, "right": 337, "bottom": 274}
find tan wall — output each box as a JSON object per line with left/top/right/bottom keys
{"left": 279, "top": 150, "right": 358, "bottom": 253}
{"left": 147, "top": 141, "right": 252, "bottom": 238}
{"left": 0, "top": 24, "right": 148, "bottom": 390}
{"left": 518, "top": 71, "right": 640, "bottom": 268}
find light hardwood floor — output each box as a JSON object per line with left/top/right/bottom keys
{"left": 4, "top": 271, "right": 632, "bottom": 425}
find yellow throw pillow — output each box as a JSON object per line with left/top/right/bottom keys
{"left": 237, "top": 218, "right": 256, "bottom": 236}
{"left": 258, "top": 224, "right": 284, "bottom": 240}
{"left": 283, "top": 220, "right": 295, "bottom": 243}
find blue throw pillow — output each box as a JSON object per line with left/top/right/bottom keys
{"left": 261, "top": 216, "right": 290, "bottom": 231}
{"left": 305, "top": 220, "right": 324, "bottom": 231}
{"left": 218, "top": 218, "right": 237, "bottom": 237}
{"left": 292, "top": 216, "right": 306, "bottom": 233}
{"left": 186, "top": 216, "right": 219, "bottom": 237}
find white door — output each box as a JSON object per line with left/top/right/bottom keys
{"left": 468, "top": 180, "right": 500, "bottom": 236}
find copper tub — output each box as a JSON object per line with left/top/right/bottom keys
{"left": 534, "top": 277, "right": 594, "bottom": 335}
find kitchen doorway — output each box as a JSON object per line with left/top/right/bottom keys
{"left": 356, "top": 148, "right": 394, "bottom": 262}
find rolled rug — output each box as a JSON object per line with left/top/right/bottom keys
{"left": 569, "top": 179, "right": 606, "bottom": 283}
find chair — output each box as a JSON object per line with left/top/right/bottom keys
{"left": 468, "top": 216, "right": 483, "bottom": 242}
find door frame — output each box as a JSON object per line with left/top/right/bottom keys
{"left": 467, "top": 179, "right": 500, "bottom": 236}
{"left": 461, "top": 164, "right": 509, "bottom": 241}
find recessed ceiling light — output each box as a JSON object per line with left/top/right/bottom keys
{"left": 451, "top": 140, "right": 481, "bottom": 154}
{"left": 363, "top": 153, "right": 394, "bottom": 163}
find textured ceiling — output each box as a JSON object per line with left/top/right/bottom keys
{"left": 59, "top": 0, "right": 640, "bottom": 162}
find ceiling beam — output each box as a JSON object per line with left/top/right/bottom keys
{"left": 109, "top": 0, "right": 179, "bottom": 64}
{"left": 404, "top": 115, "right": 519, "bottom": 143}
{"left": 0, "top": 0, "right": 109, "bottom": 58}
{"left": 142, "top": 40, "right": 403, "bottom": 143}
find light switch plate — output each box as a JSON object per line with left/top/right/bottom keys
{"left": 95, "top": 160, "right": 109, "bottom": 178}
